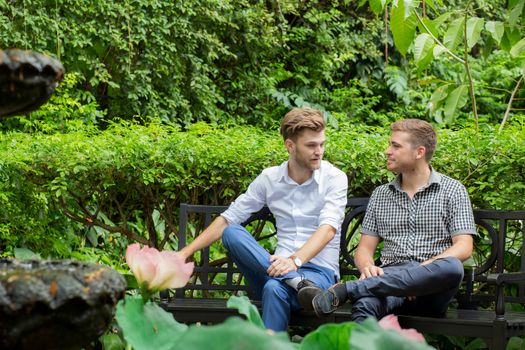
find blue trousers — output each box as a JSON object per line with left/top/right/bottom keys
{"left": 347, "top": 257, "right": 464, "bottom": 322}
{"left": 222, "top": 224, "right": 336, "bottom": 331}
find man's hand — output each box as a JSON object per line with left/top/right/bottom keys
{"left": 359, "top": 265, "right": 384, "bottom": 280}
{"left": 267, "top": 255, "right": 296, "bottom": 277}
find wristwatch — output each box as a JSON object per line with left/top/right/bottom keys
{"left": 290, "top": 255, "right": 303, "bottom": 268}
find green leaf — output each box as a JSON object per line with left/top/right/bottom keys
{"left": 390, "top": 1, "right": 418, "bottom": 56}
{"left": 466, "top": 17, "right": 484, "bottom": 49}
{"left": 433, "top": 12, "right": 452, "bottom": 30}
{"left": 385, "top": 66, "right": 408, "bottom": 98}
{"left": 300, "top": 322, "right": 358, "bottom": 350}
{"left": 485, "top": 21, "right": 505, "bottom": 44}
{"left": 226, "top": 295, "right": 265, "bottom": 329}
{"left": 14, "top": 247, "right": 41, "bottom": 260}
{"left": 423, "top": 0, "right": 437, "bottom": 11}
{"left": 86, "top": 227, "right": 98, "bottom": 246}
{"left": 400, "top": 0, "right": 419, "bottom": 19}
{"left": 123, "top": 273, "right": 140, "bottom": 289}
{"left": 429, "top": 84, "right": 453, "bottom": 113}
{"left": 369, "top": 0, "right": 388, "bottom": 14}
{"left": 173, "top": 318, "right": 294, "bottom": 350}
{"left": 99, "top": 333, "right": 125, "bottom": 350}
{"left": 506, "top": 26, "right": 523, "bottom": 46}
{"left": 509, "top": 0, "right": 525, "bottom": 27}
{"left": 419, "top": 17, "right": 439, "bottom": 39}
{"left": 413, "top": 33, "right": 435, "bottom": 70}
{"left": 414, "top": 33, "right": 434, "bottom": 64}
{"left": 444, "top": 85, "right": 469, "bottom": 119}
{"left": 443, "top": 17, "right": 465, "bottom": 50}
{"left": 510, "top": 37, "right": 525, "bottom": 57}
{"left": 116, "top": 295, "right": 188, "bottom": 350}
{"left": 433, "top": 45, "right": 447, "bottom": 57}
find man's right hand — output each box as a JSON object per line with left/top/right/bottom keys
{"left": 359, "top": 265, "right": 384, "bottom": 280}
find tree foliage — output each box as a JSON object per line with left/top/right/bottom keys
{"left": 368, "top": 0, "right": 525, "bottom": 127}
{"left": 0, "top": 0, "right": 390, "bottom": 126}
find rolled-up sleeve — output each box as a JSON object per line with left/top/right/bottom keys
{"left": 448, "top": 184, "right": 477, "bottom": 236}
{"left": 221, "top": 174, "right": 266, "bottom": 225}
{"left": 361, "top": 189, "right": 379, "bottom": 237}
{"left": 319, "top": 170, "right": 348, "bottom": 230}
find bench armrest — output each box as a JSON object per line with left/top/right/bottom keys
{"left": 486, "top": 272, "right": 525, "bottom": 285}
{"left": 484, "top": 272, "right": 525, "bottom": 318}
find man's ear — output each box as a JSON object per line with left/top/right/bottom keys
{"left": 285, "top": 138, "right": 295, "bottom": 154}
{"left": 415, "top": 145, "right": 426, "bottom": 160}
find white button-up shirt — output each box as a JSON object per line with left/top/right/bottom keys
{"left": 221, "top": 160, "right": 348, "bottom": 277}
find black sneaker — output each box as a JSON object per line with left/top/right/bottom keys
{"left": 296, "top": 279, "right": 322, "bottom": 311}
{"left": 311, "top": 282, "right": 348, "bottom": 317}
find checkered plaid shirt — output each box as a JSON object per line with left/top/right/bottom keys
{"left": 361, "top": 170, "right": 476, "bottom": 266}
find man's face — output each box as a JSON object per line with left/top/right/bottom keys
{"left": 385, "top": 131, "right": 421, "bottom": 173}
{"left": 287, "top": 129, "right": 325, "bottom": 171}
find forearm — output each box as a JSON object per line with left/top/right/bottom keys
{"left": 353, "top": 234, "right": 382, "bottom": 278}
{"left": 424, "top": 235, "right": 473, "bottom": 265}
{"left": 354, "top": 246, "right": 376, "bottom": 272}
{"left": 179, "top": 216, "right": 229, "bottom": 261}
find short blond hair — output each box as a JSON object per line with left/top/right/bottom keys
{"left": 391, "top": 119, "right": 437, "bottom": 162}
{"left": 280, "top": 108, "right": 324, "bottom": 141}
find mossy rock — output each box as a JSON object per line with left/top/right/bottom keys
{"left": 0, "top": 49, "right": 64, "bottom": 118}
{"left": 0, "top": 259, "right": 126, "bottom": 350}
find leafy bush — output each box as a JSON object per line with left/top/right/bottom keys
{"left": 1, "top": 120, "right": 524, "bottom": 258}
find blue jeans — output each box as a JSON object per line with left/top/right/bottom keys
{"left": 222, "top": 224, "right": 336, "bottom": 331}
{"left": 347, "top": 257, "right": 464, "bottom": 322}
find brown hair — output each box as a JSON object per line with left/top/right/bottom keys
{"left": 280, "top": 108, "right": 325, "bottom": 141}
{"left": 391, "top": 119, "right": 437, "bottom": 161}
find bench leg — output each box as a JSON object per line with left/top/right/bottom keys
{"left": 485, "top": 319, "right": 508, "bottom": 350}
{"left": 484, "top": 337, "right": 507, "bottom": 350}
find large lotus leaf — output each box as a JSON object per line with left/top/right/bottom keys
{"left": 300, "top": 322, "right": 357, "bottom": 350}
{"left": 116, "top": 295, "right": 187, "bottom": 350}
{"left": 227, "top": 295, "right": 264, "bottom": 329}
{"left": 173, "top": 317, "right": 295, "bottom": 350}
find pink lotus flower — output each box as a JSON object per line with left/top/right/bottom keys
{"left": 378, "top": 314, "right": 426, "bottom": 343}
{"left": 125, "top": 243, "right": 194, "bottom": 292}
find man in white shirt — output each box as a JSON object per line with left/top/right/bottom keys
{"left": 178, "top": 108, "right": 348, "bottom": 331}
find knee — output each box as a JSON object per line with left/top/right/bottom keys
{"left": 221, "top": 224, "right": 244, "bottom": 249}
{"left": 438, "top": 257, "right": 464, "bottom": 285}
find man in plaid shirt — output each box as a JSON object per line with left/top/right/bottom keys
{"left": 298, "top": 119, "right": 477, "bottom": 322}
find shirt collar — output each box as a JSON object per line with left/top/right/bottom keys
{"left": 389, "top": 167, "right": 441, "bottom": 192}
{"left": 278, "top": 161, "right": 321, "bottom": 185}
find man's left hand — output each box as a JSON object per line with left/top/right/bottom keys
{"left": 267, "top": 255, "right": 296, "bottom": 277}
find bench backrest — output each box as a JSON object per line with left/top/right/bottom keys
{"left": 175, "top": 203, "right": 275, "bottom": 299}
{"left": 174, "top": 199, "right": 525, "bottom": 308}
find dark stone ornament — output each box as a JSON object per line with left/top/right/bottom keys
{"left": 0, "top": 49, "right": 64, "bottom": 118}
{"left": 0, "top": 259, "right": 127, "bottom": 350}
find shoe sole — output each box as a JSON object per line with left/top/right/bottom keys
{"left": 297, "top": 286, "right": 321, "bottom": 312}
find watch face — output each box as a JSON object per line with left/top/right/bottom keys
{"left": 294, "top": 257, "right": 302, "bottom": 267}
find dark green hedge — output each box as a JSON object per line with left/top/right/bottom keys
{"left": 1, "top": 121, "right": 524, "bottom": 257}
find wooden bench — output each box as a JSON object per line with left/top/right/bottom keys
{"left": 160, "top": 198, "right": 525, "bottom": 349}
